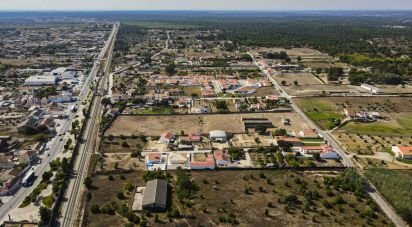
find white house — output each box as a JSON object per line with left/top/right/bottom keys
{"left": 361, "top": 84, "right": 384, "bottom": 94}
{"left": 392, "top": 146, "right": 412, "bottom": 159}
{"left": 209, "top": 130, "right": 227, "bottom": 142}
{"left": 158, "top": 131, "right": 175, "bottom": 144}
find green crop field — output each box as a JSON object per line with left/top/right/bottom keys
{"left": 295, "top": 98, "right": 342, "bottom": 130}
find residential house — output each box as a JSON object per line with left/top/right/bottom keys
{"left": 190, "top": 154, "right": 215, "bottom": 170}
{"left": 0, "top": 156, "right": 14, "bottom": 169}
{"left": 158, "top": 132, "right": 175, "bottom": 144}
{"left": 214, "top": 149, "right": 231, "bottom": 166}
{"left": 392, "top": 146, "right": 412, "bottom": 159}
{"left": 18, "top": 150, "right": 38, "bottom": 164}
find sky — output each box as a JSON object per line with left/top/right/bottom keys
{"left": 1, "top": 0, "right": 412, "bottom": 11}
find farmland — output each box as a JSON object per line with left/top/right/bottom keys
{"left": 106, "top": 112, "right": 309, "bottom": 136}
{"left": 294, "top": 98, "right": 343, "bottom": 130}
{"left": 365, "top": 168, "right": 412, "bottom": 226}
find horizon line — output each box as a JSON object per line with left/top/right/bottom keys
{"left": 1, "top": 9, "right": 412, "bottom": 12}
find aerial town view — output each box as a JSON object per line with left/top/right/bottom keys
{"left": 0, "top": 1, "right": 412, "bottom": 227}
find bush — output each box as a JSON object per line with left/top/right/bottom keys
{"left": 117, "top": 191, "right": 126, "bottom": 200}
{"left": 91, "top": 204, "right": 101, "bottom": 214}
{"left": 42, "top": 195, "right": 55, "bottom": 208}
{"left": 322, "top": 199, "right": 333, "bottom": 209}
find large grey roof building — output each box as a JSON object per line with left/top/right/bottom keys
{"left": 142, "top": 179, "right": 168, "bottom": 211}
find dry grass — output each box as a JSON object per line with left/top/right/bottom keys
{"left": 106, "top": 112, "right": 309, "bottom": 136}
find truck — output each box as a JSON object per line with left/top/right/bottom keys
{"left": 22, "top": 170, "right": 35, "bottom": 187}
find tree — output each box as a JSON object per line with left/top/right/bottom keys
{"left": 39, "top": 206, "right": 51, "bottom": 225}
{"left": 117, "top": 191, "right": 126, "bottom": 200}
{"left": 256, "top": 125, "right": 267, "bottom": 135}
{"left": 281, "top": 80, "right": 287, "bottom": 86}
{"left": 91, "top": 204, "right": 101, "bottom": 214}
{"left": 293, "top": 80, "right": 299, "bottom": 86}
{"left": 273, "top": 128, "right": 287, "bottom": 136}
{"left": 42, "top": 171, "right": 53, "bottom": 182}
{"left": 313, "top": 153, "right": 321, "bottom": 161}
{"left": 165, "top": 63, "right": 177, "bottom": 76}
{"left": 277, "top": 140, "right": 293, "bottom": 152}
{"left": 84, "top": 177, "right": 93, "bottom": 189}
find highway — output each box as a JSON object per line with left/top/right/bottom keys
{"left": 248, "top": 52, "right": 407, "bottom": 227}
{"left": 59, "top": 23, "right": 118, "bottom": 227}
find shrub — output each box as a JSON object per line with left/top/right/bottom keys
{"left": 90, "top": 204, "right": 101, "bottom": 214}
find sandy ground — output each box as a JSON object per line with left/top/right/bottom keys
{"left": 106, "top": 112, "right": 309, "bottom": 136}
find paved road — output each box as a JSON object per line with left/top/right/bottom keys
{"left": 152, "top": 30, "right": 170, "bottom": 59}
{"left": 58, "top": 22, "right": 118, "bottom": 227}
{"left": 248, "top": 52, "right": 407, "bottom": 227}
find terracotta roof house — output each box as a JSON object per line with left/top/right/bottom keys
{"left": 214, "top": 149, "right": 231, "bottom": 166}
{"left": 392, "top": 146, "right": 412, "bottom": 159}
{"left": 158, "top": 131, "right": 175, "bottom": 144}
{"left": 190, "top": 154, "right": 215, "bottom": 170}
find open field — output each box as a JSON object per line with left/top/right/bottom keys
{"left": 296, "top": 97, "right": 412, "bottom": 131}
{"left": 84, "top": 170, "right": 392, "bottom": 227}
{"left": 284, "top": 84, "right": 363, "bottom": 96}
{"left": 83, "top": 172, "right": 146, "bottom": 227}
{"left": 375, "top": 85, "right": 412, "bottom": 94}
{"left": 106, "top": 112, "right": 309, "bottom": 136}
{"left": 295, "top": 98, "right": 343, "bottom": 130}
{"left": 252, "top": 86, "right": 279, "bottom": 97}
{"left": 273, "top": 72, "right": 323, "bottom": 86}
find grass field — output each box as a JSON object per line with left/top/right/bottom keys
{"left": 295, "top": 98, "right": 342, "bottom": 129}
{"left": 365, "top": 168, "right": 412, "bottom": 225}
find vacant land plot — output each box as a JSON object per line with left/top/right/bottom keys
{"left": 375, "top": 84, "right": 412, "bottom": 94}
{"left": 106, "top": 112, "right": 309, "bottom": 136}
{"left": 101, "top": 138, "right": 147, "bottom": 153}
{"left": 284, "top": 84, "right": 363, "bottom": 96}
{"left": 181, "top": 170, "right": 392, "bottom": 226}
{"left": 84, "top": 172, "right": 146, "bottom": 227}
{"left": 84, "top": 170, "right": 392, "bottom": 227}
{"left": 295, "top": 98, "right": 343, "bottom": 130}
{"left": 273, "top": 72, "right": 323, "bottom": 86}
{"left": 296, "top": 97, "right": 412, "bottom": 131}
{"left": 252, "top": 86, "right": 279, "bottom": 97}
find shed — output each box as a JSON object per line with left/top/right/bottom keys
{"left": 142, "top": 179, "right": 168, "bottom": 211}
{"left": 209, "top": 130, "right": 227, "bottom": 142}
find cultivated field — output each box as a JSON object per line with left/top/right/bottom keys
{"left": 106, "top": 112, "right": 309, "bottom": 136}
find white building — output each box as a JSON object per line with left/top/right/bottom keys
{"left": 51, "top": 67, "right": 67, "bottom": 78}
{"left": 209, "top": 130, "right": 227, "bottom": 142}
{"left": 361, "top": 84, "right": 384, "bottom": 94}
{"left": 24, "top": 76, "right": 56, "bottom": 86}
